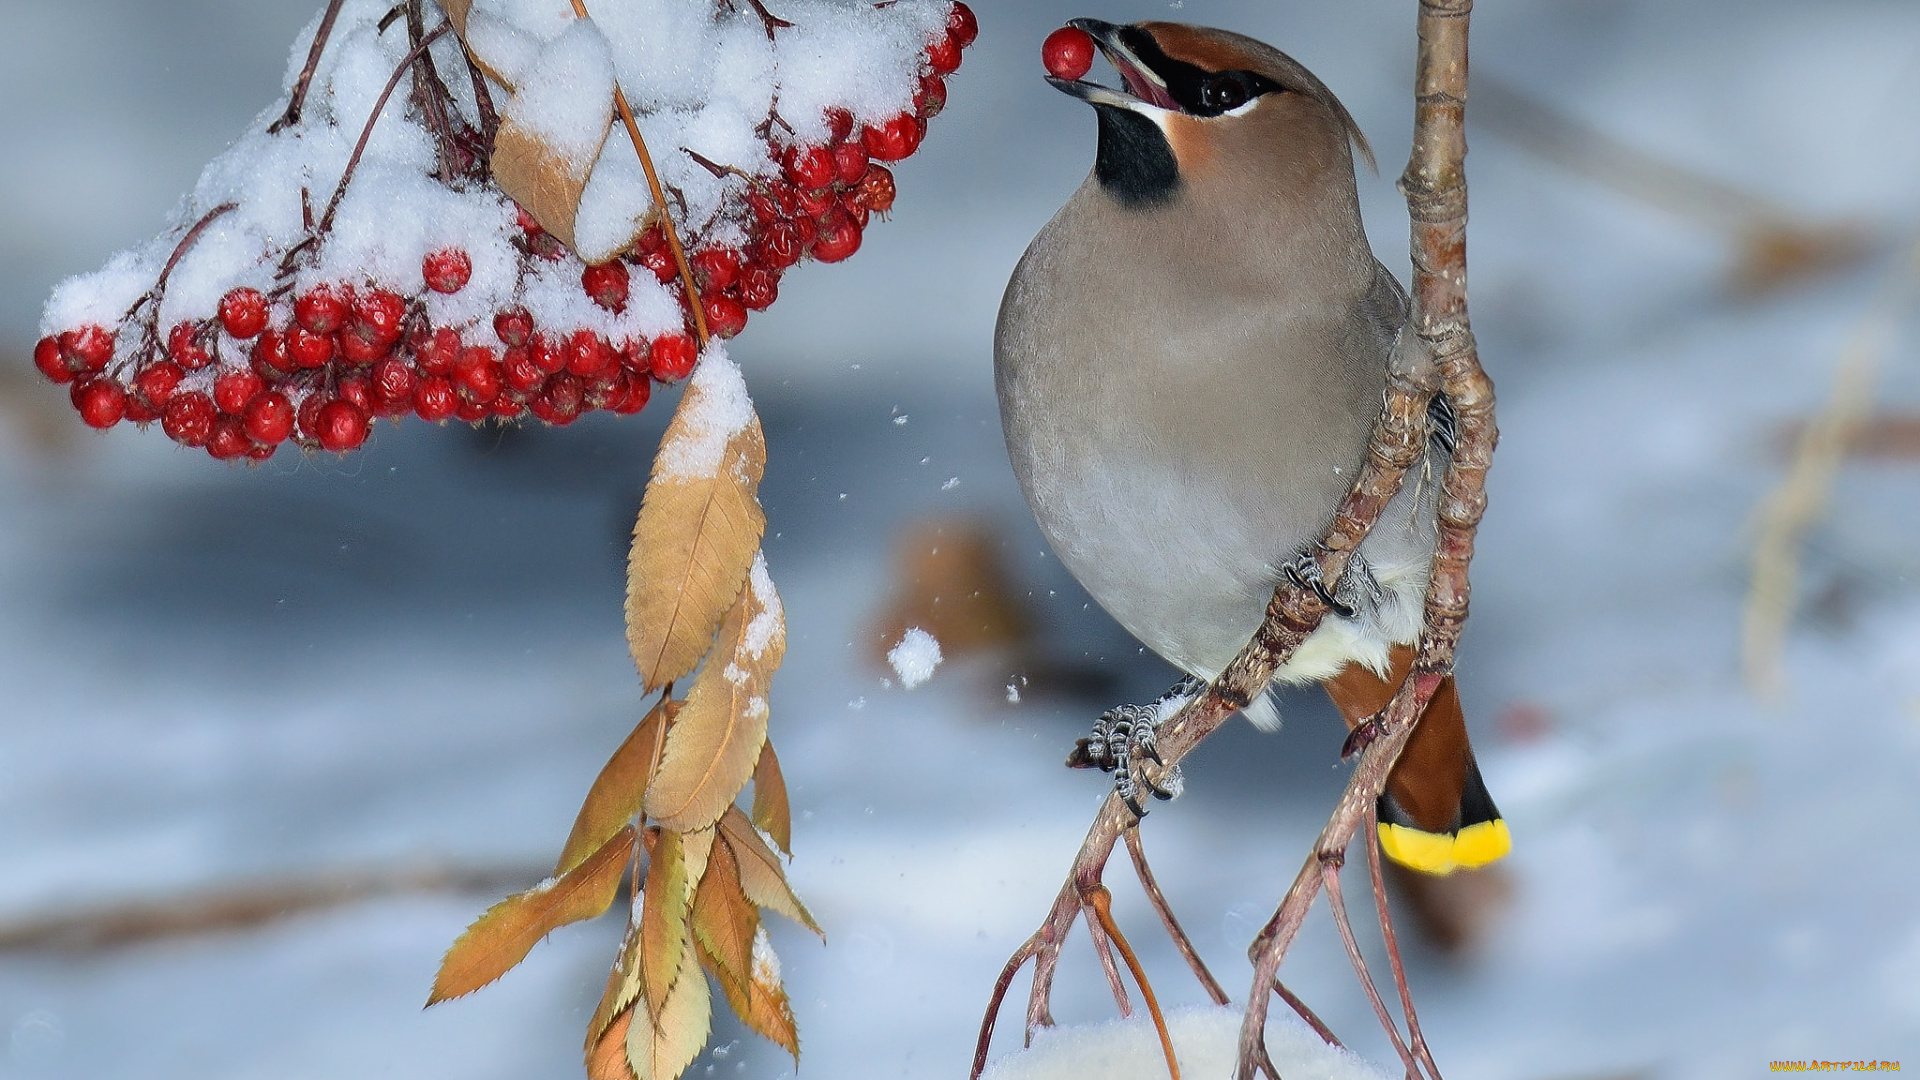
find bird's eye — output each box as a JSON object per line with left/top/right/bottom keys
{"left": 1199, "top": 75, "right": 1248, "bottom": 112}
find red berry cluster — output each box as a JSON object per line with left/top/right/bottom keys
{"left": 33, "top": 3, "right": 974, "bottom": 461}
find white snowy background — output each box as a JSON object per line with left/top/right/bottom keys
{"left": 4, "top": 0, "right": 1920, "bottom": 1077}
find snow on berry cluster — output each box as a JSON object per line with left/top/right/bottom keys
{"left": 35, "top": 0, "right": 975, "bottom": 458}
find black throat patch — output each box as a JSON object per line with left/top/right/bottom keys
{"left": 1093, "top": 106, "right": 1180, "bottom": 208}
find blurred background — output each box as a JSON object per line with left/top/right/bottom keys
{"left": 4, "top": 0, "right": 1920, "bottom": 1076}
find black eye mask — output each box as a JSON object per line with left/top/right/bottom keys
{"left": 1116, "top": 26, "right": 1287, "bottom": 118}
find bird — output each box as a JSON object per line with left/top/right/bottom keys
{"left": 994, "top": 18, "right": 1507, "bottom": 875}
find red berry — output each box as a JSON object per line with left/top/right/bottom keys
{"left": 454, "top": 396, "right": 493, "bottom": 423}
{"left": 739, "top": 267, "right": 780, "bottom": 311}
{"left": 690, "top": 247, "right": 741, "bottom": 291}
{"left": 168, "top": 322, "right": 213, "bottom": 370}
{"left": 527, "top": 334, "right": 566, "bottom": 375}
{"left": 351, "top": 289, "right": 406, "bottom": 345}
{"left": 916, "top": 73, "right": 948, "bottom": 118}
{"left": 1043, "top": 26, "right": 1096, "bottom": 81}
{"left": 337, "top": 372, "right": 375, "bottom": 414}
{"left": 853, "top": 164, "right": 897, "bottom": 214}
{"left": 163, "top": 391, "right": 218, "bottom": 447}
{"left": 640, "top": 246, "right": 678, "bottom": 283}
{"left": 582, "top": 262, "right": 630, "bottom": 312}
{"left": 413, "top": 376, "right": 457, "bottom": 422}
{"left": 747, "top": 191, "right": 784, "bottom": 226}
{"left": 246, "top": 442, "right": 276, "bottom": 461}
{"left": 861, "top": 114, "right": 924, "bottom": 162}
{"left": 207, "top": 418, "right": 252, "bottom": 460}
{"left": 704, "top": 294, "right": 748, "bottom": 339}
{"left": 948, "top": 2, "right": 978, "bottom": 48}
{"left": 371, "top": 357, "right": 416, "bottom": 408}
{"left": 453, "top": 346, "right": 501, "bottom": 404}
{"left": 812, "top": 211, "right": 863, "bottom": 263}
{"left": 242, "top": 391, "right": 295, "bottom": 444}
{"left": 502, "top": 346, "right": 545, "bottom": 393}
{"left": 754, "top": 222, "right": 805, "bottom": 270}
{"left": 315, "top": 400, "right": 370, "bottom": 453}
{"left": 287, "top": 326, "right": 334, "bottom": 369}
{"left": 542, "top": 373, "right": 585, "bottom": 424}
{"left": 797, "top": 184, "right": 837, "bottom": 220}
{"left": 927, "top": 33, "right": 963, "bottom": 75}
{"left": 218, "top": 287, "right": 269, "bottom": 339}
{"left": 494, "top": 308, "right": 534, "bottom": 347}
{"left": 415, "top": 327, "right": 461, "bottom": 376}
{"left": 423, "top": 248, "right": 472, "bottom": 293}
{"left": 783, "top": 145, "right": 835, "bottom": 190}
{"left": 650, "top": 334, "right": 698, "bottom": 382}
{"left": 74, "top": 379, "right": 126, "bottom": 429}
{"left": 338, "top": 327, "right": 389, "bottom": 365}
{"left": 60, "top": 325, "right": 115, "bottom": 373}
{"left": 832, "top": 141, "right": 869, "bottom": 186}
{"left": 564, "top": 330, "right": 612, "bottom": 377}
{"left": 824, "top": 107, "right": 855, "bottom": 144}
{"left": 35, "top": 336, "right": 72, "bottom": 383}
{"left": 213, "top": 368, "right": 264, "bottom": 415}
{"left": 294, "top": 285, "right": 347, "bottom": 334}
{"left": 788, "top": 213, "right": 818, "bottom": 251}
{"left": 619, "top": 338, "right": 651, "bottom": 374}
{"left": 124, "top": 395, "right": 161, "bottom": 425}
{"left": 252, "top": 330, "right": 291, "bottom": 378}
{"left": 613, "top": 372, "right": 652, "bottom": 415}
{"left": 134, "top": 361, "right": 183, "bottom": 407}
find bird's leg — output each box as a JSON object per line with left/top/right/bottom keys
{"left": 1320, "top": 851, "right": 1425, "bottom": 1080}
{"left": 1283, "top": 552, "right": 1356, "bottom": 619}
{"left": 1126, "top": 827, "right": 1229, "bottom": 1005}
{"left": 1364, "top": 806, "right": 1444, "bottom": 1080}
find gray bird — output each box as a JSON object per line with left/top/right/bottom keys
{"left": 995, "top": 18, "right": 1507, "bottom": 874}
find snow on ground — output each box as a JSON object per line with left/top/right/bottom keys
{"left": 3, "top": 0, "right": 1920, "bottom": 1078}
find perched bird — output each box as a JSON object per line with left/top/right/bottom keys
{"left": 994, "top": 19, "right": 1507, "bottom": 875}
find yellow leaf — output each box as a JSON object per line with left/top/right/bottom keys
{"left": 750, "top": 740, "right": 792, "bottom": 856}
{"left": 691, "top": 840, "right": 759, "bottom": 998}
{"left": 588, "top": 1006, "right": 639, "bottom": 1080}
{"left": 717, "top": 807, "right": 820, "bottom": 936}
{"left": 625, "top": 359, "right": 768, "bottom": 692}
{"left": 627, "top": 965, "right": 712, "bottom": 1080}
{"left": 705, "top": 925, "right": 799, "bottom": 1060}
{"left": 645, "top": 555, "right": 783, "bottom": 832}
{"left": 587, "top": 923, "right": 644, "bottom": 1054}
{"left": 639, "top": 829, "right": 689, "bottom": 1020}
{"left": 430, "top": 825, "right": 634, "bottom": 1005}
{"left": 558, "top": 697, "right": 674, "bottom": 876}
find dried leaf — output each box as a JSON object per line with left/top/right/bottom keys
{"left": 717, "top": 807, "right": 820, "bottom": 936}
{"left": 440, "top": 0, "right": 472, "bottom": 34}
{"left": 559, "top": 698, "right": 674, "bottom": 876}
{"left": 486, "top": 23, "right": 616, "bottom": 250}
{"left": 639, "top": 829, "right": 689, "bottom": 1020}
{"left": 645, "top": 557, "right": 783, "bottom": 832}
{"left": 626, "top": 963, "right": 713, "bottom": 1080}
{"left": 492, "top": 121, "right": 598, "bottom": 252}
{"left": 587, "top": 923, "right": 645, "bottom": 1054}
{"left": 704, "top": 925, "right": 798, "bottom": 1060}
{"left": 690, "top": 840, "right": 759, "bottom": 998}
{"left": 430, "top": 825, "right": 634, "bottom": 1005}
{"left": 625, "top": 368, "right": 768, "bottom": 692}
{"left": 588, "top": 1005, "right": 638, "bottom": 1080}
{"left": 750, "top": 740, "right": 792, "bottom": 856}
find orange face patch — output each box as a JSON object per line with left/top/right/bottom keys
{"left": 1159, "top": 112, "right": 1215, "bottom": 177}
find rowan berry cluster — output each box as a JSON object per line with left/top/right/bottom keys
{"left": 35, "top": 2, "right": 975, "bottom": 460}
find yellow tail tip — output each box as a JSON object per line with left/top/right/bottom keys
{"left": 1376, "top": 819, "right": 1511, "bottom": 876}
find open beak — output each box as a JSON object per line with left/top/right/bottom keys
{"left": 1045, "top": 19, "right": 1181, "bottom": 113}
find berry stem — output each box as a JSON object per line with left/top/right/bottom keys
{"left": 728, "top": 0, "right": 793, "bottom": 40}
{"left": 405, "top": 0, "right": 461, "bottom": 184}
{"left": 316, "top": 24, "right": 454, "bottom": 242}
{"left": 271, "top": 0, "right": 348, "bottom": 134}
{"left": 567, "top": 0, "right": 710, "bottom": 344}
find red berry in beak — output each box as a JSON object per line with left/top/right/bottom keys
{"left": 1043, "top": 26, "right": 1095, "bottom": 81}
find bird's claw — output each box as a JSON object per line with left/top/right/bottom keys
{"left": 1074, "top": 683, "right": 1191, "bottom": 817}
{"left": 1284, "top": 553, "right": 1355, "bottom": 618}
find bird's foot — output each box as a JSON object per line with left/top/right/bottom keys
{"left": 1283, "top": 552, "right": 1355, "bottom": 618}
{"left": 1067, "top": 679, "right": 1198, "bottom": 818}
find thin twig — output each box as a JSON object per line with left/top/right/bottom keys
{"left": 272, "top": 0, "right": 349, "bottom": 133}
{"left": 1321, "top": 856, "right": 1422, "bottom": 1079}
{"left": 1269, "top": 977, "right": 1343, "bottom": 1049}
{"left": 1365, "top": 806, "right": 1444, "bottom": 1080}
{"left": 1083, "top": 897, "right": 1134, "bottom": 1018}
{"left": 1086, "top": 887, "right": 1179, "bottom": 1080}
{"left": 1126, "top": 828, "right": 1227, "bottom": 1006}
{"left": 317, "top": 24, "right": 454, "bottom": 238}
{"left": 405, "top": 0, "right": 461, "bottom": 183}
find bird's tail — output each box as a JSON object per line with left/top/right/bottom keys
{"left": 1322, "top": 646, "right": 1510, "bottom": 876}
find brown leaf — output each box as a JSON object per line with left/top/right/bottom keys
{"left": 704, "top": 925, "right": 798, "bottom": 1060}
{"left": 492, "top": 120, "right": 600, "bottom": 252}
{"left": 439, "top": 0, "right": 472, "bottom": 35}
{"left": 625, "top": 365, "right": 768, "bottom": 693}
{"left": 587, "top": 1005, "right": 638, "bottom": 1080}
{"left": 558, "top": 698, "right": 674, "bottom": 876}
{"left": 587, "top": 923, "right": 645, "bottom": 1054}
{"left": 429, "top": 825, "right": 634, "bottom": 1005}
{"left": 717, "top": 807, "right": 820, "bottom": 936}
{"left": 690, "top": 841, "right": 759, "bottom": 998}
{"left": 644, "top": 556, "right": 783, "bottom": 832}
{"left": 639, "top": 829, "right": 689, "bottom": 1020}
{"left": 750, "top": 740, "right": 792, "bottom": 856}
{"left": 626, "top": 963, "right": 712, "bottom": 1080}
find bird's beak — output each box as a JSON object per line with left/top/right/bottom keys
{"left": 1046, "top": 19, "right": 1181, "bottom": 113}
